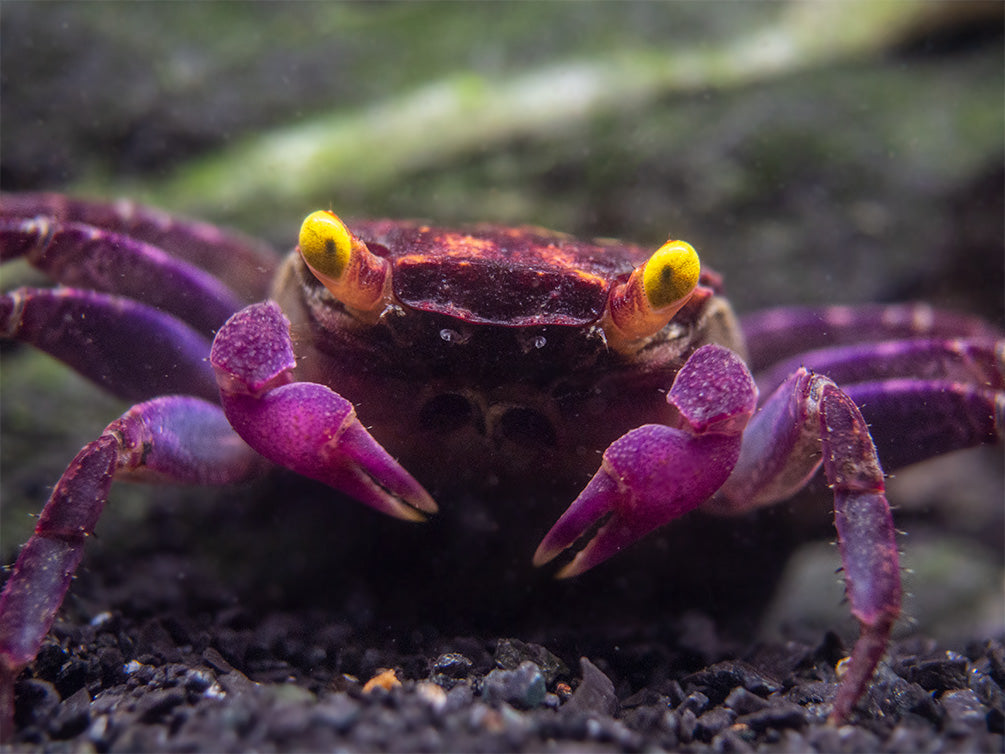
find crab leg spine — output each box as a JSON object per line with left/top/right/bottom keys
{"left": 2, "top": 287, "right": 218, "bottom": 403}
{"left": 0, "top": 397, "right": 263, "bottom": 740}
{"left": 0, "top": 192, "right": 278, "bottom": 301}
{"left": 0, "top": 217, "right": 243, "bottom": 336}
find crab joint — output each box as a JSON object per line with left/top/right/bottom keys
{"left": 298, "top": 210, "right": 392, "bottom": 315}
{"left": 601, "top": 239, "right": 700, "bottom": 351}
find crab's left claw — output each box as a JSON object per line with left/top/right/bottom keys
{"left": 211, "top": 302, "right": 437, "bottom": 521}
{"left": 534, "top": 345, "right": 757, "bottom": 577}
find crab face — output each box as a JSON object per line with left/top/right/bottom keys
{"left": 0, "top": 194, "right": 1001, "bottom": 734}
{"left": 275, "top": 213, "right": 738, "bottom": 492}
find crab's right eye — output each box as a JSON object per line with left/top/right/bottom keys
{"left": 298, "top": 210, "right": 390, "bottom": 314}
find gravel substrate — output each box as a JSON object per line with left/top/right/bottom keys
{"left": 4, "top": 481, "right": 1003, "bottom": 753}
{"left": 9, "top": 604, "right": 1005, "bottom": 752}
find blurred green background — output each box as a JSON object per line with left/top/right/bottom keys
{"left": 1, "top": 1, "right": 1002, "bottom": 641}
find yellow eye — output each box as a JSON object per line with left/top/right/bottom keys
{"left": 297, "top": 210, "right": 390, "bottom": 315}
{"left": 299, "top": 210, "right": 354, "bottom": 280}
{"left": 602, "top": 238, "right": 701, "bottom": 351}
{"left": 642, "top": 240, "right": 700, "bottom": 310}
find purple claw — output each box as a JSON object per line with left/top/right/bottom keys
{"left": 212, "top": 302, "right": 437, "bottom": 521}
{"left": 222, "top": 386, "right": 437, "bottom": 521}
{"left": 534, "top": 345, "right": 757, "bottom": 577}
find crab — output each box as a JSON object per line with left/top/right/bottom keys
{"left": 0, "top": 192, "right": 1002, "bottom": 738}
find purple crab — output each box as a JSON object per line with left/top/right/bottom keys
{"left": 0, "top": 193, "right": 1001, "bottom": 737}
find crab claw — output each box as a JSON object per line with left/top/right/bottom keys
{"left": 534, "top": 345, "right": 757, "bottom": 577}
{"left": 212, "top": 302, "right": 437, "bottom": 521}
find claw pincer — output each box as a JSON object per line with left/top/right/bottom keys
{"left": 211, "top": 302, "right": 437, "bottom": 521}
{"left": 535, "top": 345, "right": 757, "bottom": 577}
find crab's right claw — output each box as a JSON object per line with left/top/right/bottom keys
{"left": 534, "top": 344, "right": 757, "bottom": 577}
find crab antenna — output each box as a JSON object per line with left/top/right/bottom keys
{"left": 601, "top": 239, "right": 700, "bottom": 351}
{"left": 298, "top": 210, "right": 392, "bottom": 315}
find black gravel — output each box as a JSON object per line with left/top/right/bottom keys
{"left": 4, "top": 482, "right": 1003, "bottom": 753}
{"left": 9, "top": 606, "right": 1004, "bottom": 753}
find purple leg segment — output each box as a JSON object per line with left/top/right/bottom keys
{"left": 819, "top": 386, "right": 901, "bottom": 724}
{"left": 755, "top": 338, "right": 1004, "bottom": 400}
{"left": 534, "top": 345, "right": 758, "bottom": 577}
{"left": 749, "top": 337, "right": 1002, "bottom": 471}
{"left": 0, "top": 397, "right": 263, "bottom": 739}
{"left": 210, "top": 302, "right": 437, "bottom": 521}
{"left": 2, "top": 287, "right": 218, "bottom": 402}
{"left": 0, "top": 192, "right": 278, "bottom": 301}
{"left": 714, "top": 369, "right": 825, "bottom": 510}
{"left": 845, "top": 379, "right": 1002, "bottom": 470}
{"left": 742, "top": 304, "right": 1001, "bottom": 372}
{"left": 714, "top": 370, "right": 902, "bottom": 723}
{"left": 1, "top": 216, "right": 243, "bottom": 336}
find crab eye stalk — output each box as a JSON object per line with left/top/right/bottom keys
{"left": 602, "top": 239, "right": 700, "bottom": 351}
{"left": 299, "top": 210, "right": 391, "bottom": 316}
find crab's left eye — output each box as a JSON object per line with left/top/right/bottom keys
{"left": 299, "top": 210, "right": 390, "bottom": 314}
{"left": 642, "top": 240, "right": 700, "bottom": 310}
{"left": 602, "top": 238, "right": 701, "bottom": 350}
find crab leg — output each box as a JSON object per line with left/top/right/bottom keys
{"left": 755, "top": 337, "right": 1004, "bottom": 400}
{"left": 741, "top": 303, "right": 1001, "bottom": 372}
{"left": 709, "top": 371, "right": 902, "bottom": 723}
{"left": 818, "top": 385, "right": 901, "bottom": 724}
{"left": 534, "top": 345, "right": 758, "bottom": 577}
{"left": 745, "top": 336, "right": 1002, "bottom": 470}
{"left": 0, "top": 396, "right": 264, "bottom": 741}
{"left": 0, "top": 193, "right": 278, "bottom": 301}
{"left": 844, "top": 379, "right": 1002, "bottom": 470}
{"left": 2, "top": 287, "right": 218, "bottom": 402}
{"left": 0, "top": 215, "right": 244, "bottom": 336}
{"left": 210, "top": 302, "right": 437, "bottom": 521}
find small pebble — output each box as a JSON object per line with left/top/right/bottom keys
{"left": 49, "top": 687, "right": 91, "bottom": 739}
{"left": 311, "top": 694, "right": 360, "bottom": 733}
{"left": 898, "top": 651, "right": 969, "bottom": 691}
{"left": 724, "top": 686, "right": 770, "bottom": 715}
{"left": 738, "top": 701, "right": 807, "bottom": 732}
{"left": 482, "top": 661, "right": 546, "bottom": 710}
{"left": 695, "top": 706, "right": 736, "bottom": 741}
{"left": 494, "top": 638, "right": 566, "bottom": 684}
{"left": 416, "top": 680, "right": 448, "bottom": 712}
{"left": 433, "top": 652, "right": 473, "bottom": 678}
{"left": 562, "top": 657, "right": 617, "bottom": 717}
{"left": 362, "top": 668, "right": 401, "bottom": 694}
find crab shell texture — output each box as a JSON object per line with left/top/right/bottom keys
{"left": 273, "top": 219, "right": 743, "bottom": 493}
